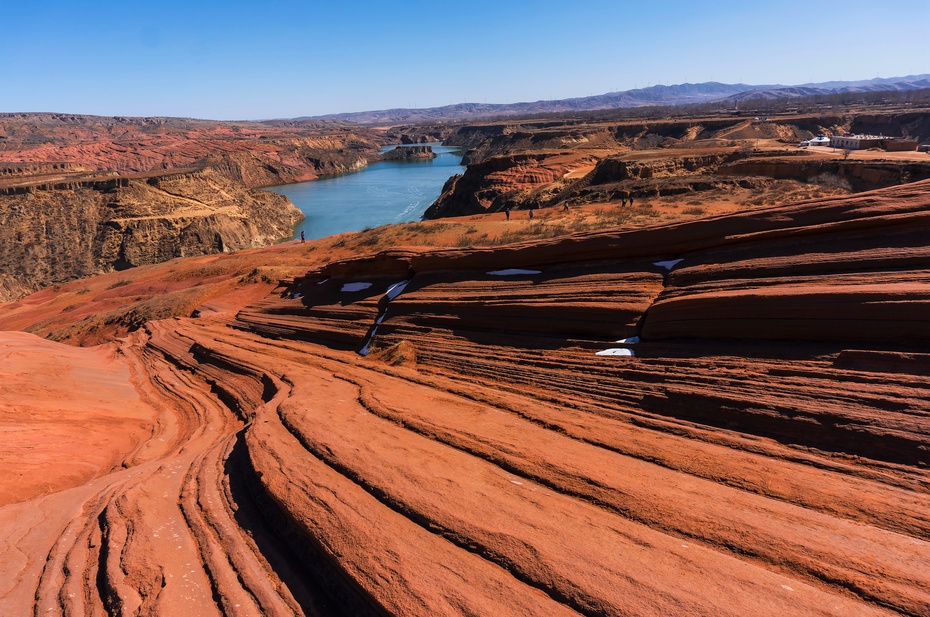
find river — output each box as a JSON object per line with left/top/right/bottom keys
{"left": 264, "top": 144, "right": 465, "bottom": 241}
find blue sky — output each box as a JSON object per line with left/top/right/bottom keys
{"left": 1, "top": 0, "right": 927, "bottom": 120}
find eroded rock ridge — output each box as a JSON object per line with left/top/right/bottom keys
{"left": 3, "top": 180, "right": 929, "bottom": 616}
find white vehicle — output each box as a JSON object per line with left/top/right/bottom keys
{"left": 800, "top": 136, "right": 831, "bottom": 147}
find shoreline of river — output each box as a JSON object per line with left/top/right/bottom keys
{"left": 264, "top": 143, "right": 465, "bottom": 241}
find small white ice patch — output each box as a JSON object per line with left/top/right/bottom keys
{"left": 487, "top": 269, "right": 542, "bottom": 276}
{"left": 615, "top": 336, "right": 640, "bottom": 344}
{"left": 596, "top": 348, "right": 635, "bottom": 357}
{"left": 385, "top": 280, "right": 408, "bottom": 300}
{"left": 653, "top": 259, "right": 683, "bottom": 270}
{"left": 341, "top": 282, "right": 372, "bottom": 292}
{"left": 316, "top": 277, "right": 330, "bottom": 285}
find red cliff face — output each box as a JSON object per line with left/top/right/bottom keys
{"left": 0, "top": 113, "right": 384, "bottom": 187}
{"left": 425, "top": 153, "right": 574, "bottom": 218}
{"left": 0, "top": 169, "right": 302, "bottom": 301}
{"left": 0, "top": 114, "right": 392, "bottom": 300}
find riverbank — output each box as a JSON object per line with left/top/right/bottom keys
{"left": 265, "top": 143, "right": 465, "bottom": 240}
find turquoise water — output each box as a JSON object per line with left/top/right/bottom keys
{"left": 265, "top": 144, "right": 465, "bottom": 241}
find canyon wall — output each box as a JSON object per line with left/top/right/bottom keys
{"left": 426, "top": 112, "right": 930, "bottom": 218}
{"left": 0, "top": 169, "right": 302, "bottom": 301}
{"left": 0, "top": 114, "right": 394, "bottom": 301}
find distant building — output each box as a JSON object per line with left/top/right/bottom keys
{"left": 830, "top": 135, "right": 918, "bottom": 151}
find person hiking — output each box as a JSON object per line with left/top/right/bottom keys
{"left": 528, "top": 207, "right": 535, "bottom": 219}
{"left": 629, "top": 195, "right": 635, "bottom": 207}
{"left": 505, "top": 206, "right": 511, "bottom": 220}
{"left": 300, "top": 230, "right": 305, "bottom": 243}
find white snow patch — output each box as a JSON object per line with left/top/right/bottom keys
{"left": 780, "top": 585, "right": 794, "bottom": 592}
{"left": 487, "top": 269, "right": 542, "bottom": 276}
{"left": 653, "top": 259, "right": 683, "bottom": 270}
{"left": 341, "top": 282, "right": 372, "bottom": 292}
{"left": 385, "top": 280, "right": 409, "bottom": 300}
{"left": 316, "top": 277, "right": 330, "bottom": 285}
{"left": 596, "top": 348, "right": 635, "bottom": 357}
{"left": 615, "top": 336, "right": 640, "bottom": 344}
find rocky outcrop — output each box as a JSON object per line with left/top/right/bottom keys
{"left": 424, "top": 153, "right": 572, "bottom": 218}
{"left": 719, "top": 157, "right": 930, "bottom": 191}
{"left": 0, "top": 113, "right": 384, "bottom": 185}
{"left": 850, "top": 112, "right": 930, "bottom": 143}
{"left": 3, "top": 180, "right": 930, "bottom": 616}
{"left": 588, "top": 153, "right": 747, "bottom": 183}
{"left": 199, "top": 135, "right": 381, "bottom": 188}
{"left": 0, "top": 169, "right": 302, "bottom": 300}
{"left": 379, "top": 145, "right": 437, "bottom": 161}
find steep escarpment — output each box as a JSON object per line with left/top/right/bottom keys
{"left": 425, "top": 152, "right": 579, "bottom": 218}
{"left": 719, "top": 157, "right": 930, "bottom": 191}
{"left": 426, "top": 111, "right": 930, "bottom": 218}
{"left": 0, "top": 169, "right": 302, "bottom": 300}
{"left": 200, "top": 135, "right": 379, "bottom": 188}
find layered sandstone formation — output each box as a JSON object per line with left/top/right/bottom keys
{"left": 379, "top": 145, "right": 437, "bottom": 161}
{"left": 0, "top": 113, "right": 395, "bottom": 299}
{"left": 425, "top": 152, "right": 578, "bottom": 218}
{"left": 2, "top": 180, "right": 929, "bottom": 616}
{"left": 0, "top": 168, "right": 302, "bottom": 301}
{"left": 0, "top": 113, "right": 384, "bottom": 186}
{"left": 427, "top": 112, "right": 930, "bottom": 218}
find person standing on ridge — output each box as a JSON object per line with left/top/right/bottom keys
{"left": 300, "top": 230, "right": 305, "bottom": 243}
{"left": 505, "top": 206, "right": 511, "bottom": 220}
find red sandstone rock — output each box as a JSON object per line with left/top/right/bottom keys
{"left": 2, "top": 180, "right": 930, "bottom": 615}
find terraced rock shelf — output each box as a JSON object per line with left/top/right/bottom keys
{"left": 2, "top": 180, "right": 930, "bottom": 616}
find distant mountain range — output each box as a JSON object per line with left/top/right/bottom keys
{"left": 305, "top": 75, "right": 930, "bottom": 124}
{"left": 723, "top": 75, "right": 930, "bottom": 102}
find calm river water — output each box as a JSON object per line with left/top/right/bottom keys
{"left": 265, "top": 144, "right": 465, "bottom": 241}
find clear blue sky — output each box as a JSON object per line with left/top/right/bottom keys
{"left": 1, "top": 0, "right": 927, "bottom": 120}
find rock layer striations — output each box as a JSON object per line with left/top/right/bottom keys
{"left": 0, "top": 169, "right": 302, "bottom": 300}
{"left": 2, "top": 180, "right": 929, "bottom": 615}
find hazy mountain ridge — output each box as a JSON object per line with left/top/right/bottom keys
{"left": 727, "top": 76, "right": 930, "bottom": 102}
{"left": 306, "top": 75, "right": 930, "bottom": 124}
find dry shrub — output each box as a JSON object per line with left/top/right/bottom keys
{"left": 811, "top": 173, "right": 852, "bottom": 191}
{"left": 369, "top": 340, "right": 417, "bottom": 367}
{"left": 163, "top": 264, "right": 228, "bottom": 282}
